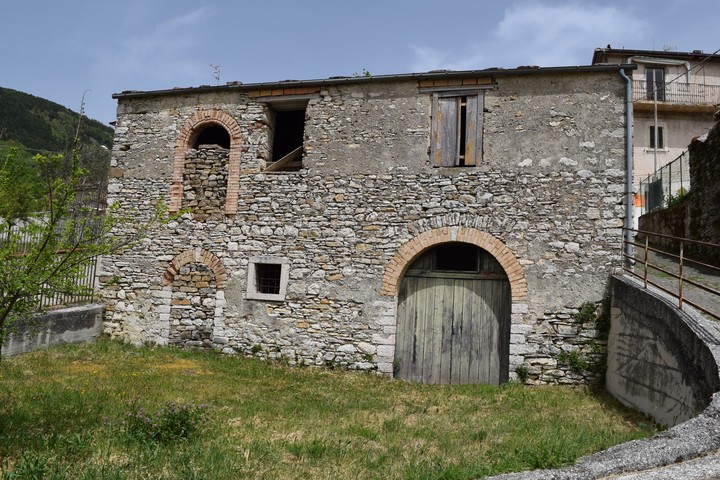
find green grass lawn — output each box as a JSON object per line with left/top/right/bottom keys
{"left": 0, "top": 340, "right": 658, "bottom": 479}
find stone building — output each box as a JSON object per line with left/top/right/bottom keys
{"left": 101, "top": 64, "right": 633, "bottom": 385}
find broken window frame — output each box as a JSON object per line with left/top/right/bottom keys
{"left": 258, "top": 94, "right": 317, "bottom": 173}
{"left": 246, "top": 256, "right": 290, "bottom": 301}
{"left": 430, "top": 90, "right": 484, "bottom": 167}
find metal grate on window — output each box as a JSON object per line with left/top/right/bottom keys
{"left": 255, "top": 263, "right": 282, "bottom": 295}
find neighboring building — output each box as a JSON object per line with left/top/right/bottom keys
{"left": 101, "top": 65, "right": 631, "bottom": 386}
{"left": 592, "top": 47, "right": 720, "bottom": 216}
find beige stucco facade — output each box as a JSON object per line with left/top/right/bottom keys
{"left": 593, "top": 48, "right": 720, "bottom": 222}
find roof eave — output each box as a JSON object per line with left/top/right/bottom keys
{"left": 113, "top": 64, "right": 636, "bottom": 100}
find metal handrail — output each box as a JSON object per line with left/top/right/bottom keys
{"left": 632, "top": 80, "right": 720, "bottom": 105}
{"left": 621, "top": 228, "right": 720, "bottom": 321}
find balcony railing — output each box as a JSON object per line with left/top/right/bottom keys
{"left": 633, "top": 80, "right": 720, "bottom": 105}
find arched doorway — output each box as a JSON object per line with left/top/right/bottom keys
{"left": 161, "top": 248, "right": 227, "bottom": 349}
{"left": 394, "top": 242, "right": 511, "bottom": 385}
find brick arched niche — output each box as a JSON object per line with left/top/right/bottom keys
{"left": 160, "top": 248, "right": 228, "bottom": 349}
{"left": 171, "top": 110, "right": 242, "bottom": 215}
{"left": 381, "top": 227, "right": 527, "bottom": 302}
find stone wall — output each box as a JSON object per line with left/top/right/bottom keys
{"left": 183, "top": 146, "right": 229, "bottom": 222}
{"left": 101, "top": 71, "right": 628, "bottom": 384}
{"left": 688, "top": 122, "right": 720, "bottom": 247}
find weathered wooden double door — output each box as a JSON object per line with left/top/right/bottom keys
{"left": 394, "top": 243, "right": 511, "bottom": 385}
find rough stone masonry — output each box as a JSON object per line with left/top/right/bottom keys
{"left": 101, "top": 66, "right": 630, "bottom": 385}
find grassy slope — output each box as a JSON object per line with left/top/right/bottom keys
{"left": 0, "top": 340, "right": 658, "bottom": 479}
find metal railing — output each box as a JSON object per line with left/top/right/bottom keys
{"left": 637, "top": 150, "right": 690, "bottom": 216}
{"left": 0, "top": 180, "right": 106, "bottom": 310}
{"left": 621, "top": 228, "right": 720, "bottom": 321}
{"left": 633, "top": 80, "right": 720, "bottom": 105}
{"left": 1, "top": 223, "right": 100, "bottom": 310}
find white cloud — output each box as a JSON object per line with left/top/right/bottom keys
{"left": 97, "top": 7, "right": 214, "bottom": 87}
{"left": 410, "top": 1, "right": 647, "bottom": 72}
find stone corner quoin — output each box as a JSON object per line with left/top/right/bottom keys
{"left": 102, "top": 69, "right": 627, "bottom": 385}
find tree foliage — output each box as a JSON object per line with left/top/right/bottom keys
{"left": 0, "top": 147, "right": 165, "bottom": 357}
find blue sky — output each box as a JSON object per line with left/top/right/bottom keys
{"left": 2, "top": 0, "right": 718, "bottom": 125}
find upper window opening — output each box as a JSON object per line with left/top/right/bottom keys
{"left": 193, "top": 125, "right": 230, "bottom": 149}
{"left": 645, "top": 67, "right": 665, "bottom": 102}
{"left": 435, "top": 243, "right": 479, "bottom": 271}
{"left": 272, "top": 110, "right": 305, "bottom": 161}
{"left": 431, "top": 92, "right": 483, "bottom": 167}
{"left": 264, "top": 107, "right": 306, "bottom": 173}
{"left": 405, "top": 243, "right": 507, "bottom": 277}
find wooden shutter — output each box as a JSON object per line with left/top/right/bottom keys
{"left": 431, "top": 94, "right": 459, "bottom": 167}
{"left": 463, "top": 93, "right": 483, "bottom": 166}
{"left": 431, "top": 92, "right": 484, "bottom": 167}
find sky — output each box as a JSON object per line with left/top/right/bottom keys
{"left": 2, "top": 0, "right": 719, "bottom": 126}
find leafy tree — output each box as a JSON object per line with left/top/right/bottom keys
{"left": 0, "top": 147, "right": 166, "bottom": 359}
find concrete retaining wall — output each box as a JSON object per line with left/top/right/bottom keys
{"left": 1, "top": 304, "right": 105, "bottom": 357}
{"left": 490, "top": 275, "right": 720, "bottom": 479}
{"left": 606, "top": 274, "right": 720, "bottom": 426}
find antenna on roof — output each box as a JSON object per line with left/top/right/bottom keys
{"left": 210, "top": 64, "right": 221, "bottom": 86}
{"left": 663, "top": 44, "right": 677, "bottom": 52}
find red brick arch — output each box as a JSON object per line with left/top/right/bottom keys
{"left": 381, "top": 227, "right": 527, "bottom": 302}
{"left": 163, "top": 248, "right": 227, "bottom": 288}
{"left": 170, "top": 109, "right": 243, "bottom": 215}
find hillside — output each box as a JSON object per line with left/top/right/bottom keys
{"left": 0, "top": 87, "right": 114, "bottom": 153}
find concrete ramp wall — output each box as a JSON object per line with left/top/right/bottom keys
{"left": 1, "top": 304, "right": 104, "bottom": 357}
{"left": 607, "top": 275, "right": 720, "bottom": 426}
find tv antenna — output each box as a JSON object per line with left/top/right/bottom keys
{"left": 210, "top": 64, "right": 221, "bottom": 85}
{"left": 663, "top": 44, "right": 677, "bottom": 52}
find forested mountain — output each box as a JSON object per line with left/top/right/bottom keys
{"left": 0, "top": 87, "right": 113, "bottom": 153}
{"left": 0, "top": 87, "right": 113, "bottom": 184}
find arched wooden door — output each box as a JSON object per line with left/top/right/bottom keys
{"left": 394, "top": 243, "right": 511, "bottom": 385}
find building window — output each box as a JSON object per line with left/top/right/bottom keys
{"left": 246, "top": 256, "right": 289, "bottom": 301}
{"left": 262, "top": 99, "right": 311, "bottom": 172}
{"left": 645, "top": 68, "right": 665, "bottom": 101}
{"left": 649, "top": 125, "right": 664, "bottom": 149}
{"left": 431, "top": 91, "right": 484, "bottom": 167}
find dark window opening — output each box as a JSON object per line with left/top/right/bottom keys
{"left": 193, "top": 125, "right": 231, "bottom": 149}
{"left": 256, "top": 263, "right": 282, "bottom": 295}
{"left": 435, "top": 243, "right": 479, "bottom": 272}
{"left": 271, "top": 109, "right": 306, "bottom": 161}
{"left": 458, "top": 97, "right": 468, "bottom": 166}
{"left": 649, "top": 126, "right": 664, "bottom": 149}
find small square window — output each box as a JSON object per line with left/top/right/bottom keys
{"left": 256, "top": 263, "right": 282, "bottom": 294}
{"left": 246, "top": 256, "right": 289, "bottom": 301}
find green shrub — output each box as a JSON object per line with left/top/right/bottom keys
{"left": 557, "top": 351, "right": 589, "bottom": 374}
{"left": 515, "top": 365, "right": 529, "bottom": 383}
{"left": 111, "top": 402, "right": 208, "bottom": 443}
{"left": 572, "top": 302, "right": 597, "bottom": 324}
